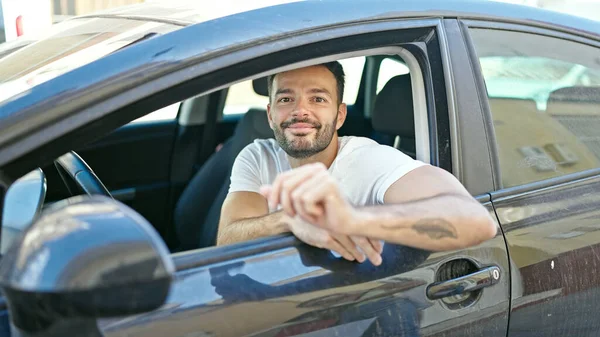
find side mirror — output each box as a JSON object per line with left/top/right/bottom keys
{"left": 1, "top": 168, "right": 46, "bottom": 255}
{"left": 0, "top": 195, "right": 174, "bottom": 337}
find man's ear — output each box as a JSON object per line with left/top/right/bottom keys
{"left": 335, "top": 103, "right": 348, "bottom": 131}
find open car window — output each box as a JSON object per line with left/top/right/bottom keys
{"left": 222, "top": 56, "right": 367, "bottom": 117}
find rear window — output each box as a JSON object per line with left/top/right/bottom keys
{"left": 0, "top": 17, "right": 181, "bottom": 104}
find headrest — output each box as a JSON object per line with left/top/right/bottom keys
{"left": 371, "top": 74, "right": 414, "bottom": 138}
{"left": 548, "top": 86, "right": 600, "bottom": 104}
{"left": 233, "top": 108, "right": 273, "bottom": 144}
{"left": 252, "top": 77, "right": 269, "bottom": 97}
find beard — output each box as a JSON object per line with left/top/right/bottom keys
{"left": 273, "top": 115, "right": 337, "bottom": 159}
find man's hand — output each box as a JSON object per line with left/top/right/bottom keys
{"left": 260, "top": 163, "right": 384, "bottom": 264}
{"left": 260, "top": 163, "right": 358, "bottom": 234}
{"left": 285, "top": 214, "right": 383, "bottom": 265}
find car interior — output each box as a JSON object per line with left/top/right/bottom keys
{"left": 13, "top": 53, "right": 421, "bottom": 253}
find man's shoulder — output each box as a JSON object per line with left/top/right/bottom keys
{"left": 340, "top": 136, "right": 398, "bottom": 155}
{"left": 341, "top": 136, "right": 379, "bottom": 149}
{"left": 338, "top": 136, "right": 417, "bottom": 163}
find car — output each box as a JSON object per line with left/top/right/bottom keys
{"left": 0, "top": 0, "right": 599, "bottom": 336}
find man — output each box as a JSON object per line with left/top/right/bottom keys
{"left": 217, "top": 61, "right": 497, "bottom": 266}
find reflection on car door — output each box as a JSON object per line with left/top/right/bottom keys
{"left": 100, "top": 199, "right": 508, "bottom": 337}
{"left": 467, "top": 23, "right": 600, "bottom": 336}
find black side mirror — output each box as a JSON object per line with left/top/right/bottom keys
{"left": 1, "top": 168, "right": 46, "bottom": 255}
{"left": 0, "top": 195, "right": 174, "bottom": 337}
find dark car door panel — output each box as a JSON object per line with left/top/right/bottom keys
{"left": 491, "top": 175, "right": 600, "bottom": 336}
{"left": 98, "top": 198, "right": 509, "bottom": 337}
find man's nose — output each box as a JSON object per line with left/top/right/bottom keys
{"left": 292, "top": 97, "right": 310, "bottom": 117}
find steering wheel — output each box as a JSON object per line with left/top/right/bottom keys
{"left": 54, "top": 151, "right": 112, "bottom": 198}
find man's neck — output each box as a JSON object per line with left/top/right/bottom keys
{"left": 288, "top": 135, "right": 340, "bottom": 169}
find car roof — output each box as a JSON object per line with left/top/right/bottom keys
{"left": 0, "top": 0, "right": 599, "bottom": 119}
{"left": 82, "top": 0, "right": 600, "bottom": 30}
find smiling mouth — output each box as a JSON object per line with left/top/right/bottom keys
{"left": 288, "top": 123, "right": 315, "bottom": 129}
{"left": 285, "top": 123, "right": 317, "bottom": 134}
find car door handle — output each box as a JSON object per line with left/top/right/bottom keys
{"left": 426, "top": 266, "right": 501, "bottom": 300}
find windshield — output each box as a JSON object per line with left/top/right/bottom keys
{"left": 0, "top": 16, "right": 182, "bottom": 103}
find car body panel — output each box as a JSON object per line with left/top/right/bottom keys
{"left": 491, "top": 176, "right": 600, "bottom": 336}
{"left": 98, "top": 201, "right": 509, "bottom": 337}
{"left": 466, "top": 16, "right": 600, "bottom": 337}
{"left": 0, "top": 1, "right": 598, "bottom": 336}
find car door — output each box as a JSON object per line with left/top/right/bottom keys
{"left": 97, "top": 17, "right": 510, "bottom": 337}
{"left": 463, "top": 20, "right": 600, "bottom": 336}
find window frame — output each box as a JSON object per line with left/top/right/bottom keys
{"left": 0, "top": 18, "right": 449, "bottom": 310}
{"left": 0, "top": 18, "right": 451, "bottom": 263}
{"left": 462, "top": 19, "right": 600, "bottom": 194}
{"left": 154, "top": 23, "right": 449, "bottom": 261}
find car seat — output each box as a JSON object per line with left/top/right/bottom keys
{"left": 371, "top": 74, "right": 416, "bottom": 158}
{"left": 174, "top": 79, "right": 273, "bottom": 250}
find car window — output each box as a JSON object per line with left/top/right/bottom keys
{"left": 223, "top": 56, "right": 366, "bottom": 115}
{"left": 470, "top": 28, "right": 600, "bottom": 188}
{"left": 376, "top": 57, "right": 410, "bottom": 94}
{"left": 131, "top": 102, "right": 180, "bottom": 123}
{"left": 0, "top": 17, "right": 181, "bottom": 104}
{"left": 223, "top": 80, "right": 269, "bottom": 115}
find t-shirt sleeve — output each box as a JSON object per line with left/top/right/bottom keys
{"left": 372, "top": 148, "right": 427, "bottom": 203}
{"left": 228, "top": 143, "right": 263, "bottom": 194}
{"left": 339, "top": 143, "right": 427, "bottom": 204}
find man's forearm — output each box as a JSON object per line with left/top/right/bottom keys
{"left": 351, "top": 193, "right": 497, "bottom": 251}
{"left": 217, "top": 211, "right": 290, "bottom": 246}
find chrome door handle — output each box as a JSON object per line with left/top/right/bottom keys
{"left": 426, "top": 266, "right": 501, "bottom": 300}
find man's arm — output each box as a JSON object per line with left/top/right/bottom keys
{"left": 350, "top": 165, "right": 497, "bottom": 251}
{"left": 263, "top": 163, "right": 497, "bottom": 252}
{"left": 217, "top": 189, "right": 384, "bottom": 265}
{"left": 216, "top": 191, "right": 289, "bottom": 246}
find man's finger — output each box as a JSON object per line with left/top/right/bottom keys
{"left": 291, "top": 170, "right": 328, "bottom": 221}
{"left": 268, "top": 171, "right": 289, "bottom": 209}
{"left": 333, "top": 234, "right": 365, "bottom": 263}
{"left": 279, "top": 168, "right": 323, "bottom": 217}
{"left": 369, "top": 239, "right": 384, "bottom": 254}
{"left": 326, "top": 239, "right": 355, "bottom": 262}
{"left": 270, "top": 164, "right": 325, "bottom": 210}
{"left": 352, "top": 236, "right": 382, "bottom": 266}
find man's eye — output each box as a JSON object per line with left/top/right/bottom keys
{"left": 279, "top": 97, "right": 292, "bottom": 103}
{"left": 314, "top": 97, "right": 326, "bottom": 103}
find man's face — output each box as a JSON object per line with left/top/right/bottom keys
{"left": 267, "top": 65, "right": 347, "bottom": 158}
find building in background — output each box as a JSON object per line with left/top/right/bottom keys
{"left": 52, "top": 0, "right": 144, "bottom": 22}
{"left": 0, "top": 0, "right": 144, "bottom": 43}
{"left": 0, "top": 0, "right": 52, "bottom": 43}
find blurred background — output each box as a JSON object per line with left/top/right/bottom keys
{"left": 0, "top": 0, "right": 599, "bottom": 45}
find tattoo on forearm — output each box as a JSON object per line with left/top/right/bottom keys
{"left": 411, "top": 218, "right": 458, "bottom": 240}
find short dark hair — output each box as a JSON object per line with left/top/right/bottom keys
{"left": 267, "top": 61, "right": 346, "bottom": 104}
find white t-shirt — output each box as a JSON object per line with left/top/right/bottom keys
{"left": 229, "top": 136, "right": 427, "bottom": 211}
